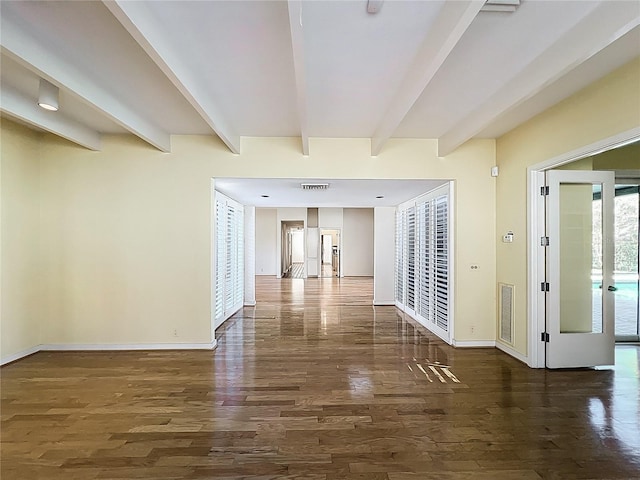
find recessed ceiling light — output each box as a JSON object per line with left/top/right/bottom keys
{"left": 38, "top": 78, "right": 59, "bottom": 111}
{"left": 376, "top": 195, "right": 384, "bottom": 199}
{"left": 367, "top": 0, "right": 384, "bottom": 14}
{"left": 261, "top": 195, "right": 269, "bottom": 198}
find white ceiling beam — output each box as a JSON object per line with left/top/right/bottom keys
{"left": 0, "top": 14, "right": 171, "bottom": 153}
{"left": 103, "top": 0, "right": 241, "bottom": 154}
{"left": 437, "top": 2, "right": 640, "bottom": 157}
{"left": 1, "top": 86, "right": 101, "bottom": 151}
{"left": 370, "top": 0, "right": 484, "bottom": 156}
{"left": 287, "top": 0, "right": 310, "bottom": 156}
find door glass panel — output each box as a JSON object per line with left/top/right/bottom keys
{"left": 614, "top": 187, "right": 639, "bottom": 337}
{"left": 559, "top": 182, "right": 603, "bottom": 334}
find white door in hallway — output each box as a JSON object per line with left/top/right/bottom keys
{"left": 545, "top": 170, "right": 615, "bottom": 368}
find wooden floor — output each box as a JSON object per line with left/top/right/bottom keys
{"left": 2, "top": 277, "right": 640, "bottom": 479}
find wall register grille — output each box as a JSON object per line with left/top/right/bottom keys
{"left": 499, "top": 283, "right": 515, "bottom": 344}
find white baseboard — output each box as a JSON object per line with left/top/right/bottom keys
{"left": 0, "top": 345, "right": 41, "bottom": 366}
{"left": 1, "top": 340, "right": 218, "bottom": 366}
{"left": 452, "top": 340, "right": 496, "bottom": 348}
{"left": 244, "top": 302, "right": 256, "bottom": 307}
{"left": 42, "top": 341, "right": 218, "bottom": 351}
{"left": 373, "top": 299, "right": 395, "bottom": 306}
{"left": 495, "top": 341, "right": 529, "bottom": 364}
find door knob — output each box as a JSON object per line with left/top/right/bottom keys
{"left": 607, "top": 285, "right": 618, "bottom": 292}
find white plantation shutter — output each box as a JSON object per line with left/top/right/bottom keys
{"left": 406, "top": 206, "right": 416, "bottom": 312}
{"left": 214, "top": 192, "right": 244, "bottom": 329}
{"left": 396, "top": 184, "right": 451, "bottom": 344}
{"left": 435, "top": 194, "right": 448, "bottom": 331}
{"left": 215, "top": 198, "right": 225, "bottom": 323}
{"left": 418, "top": 200, "right": 433, "bottom": 324}
{"left": 234, "top": 209, "right": 244, "bottom": 307}
{"left": 395, "top": 209, "right": 405, "bottom": 304}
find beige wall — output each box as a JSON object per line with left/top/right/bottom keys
{"left": 38, "top": 135, "right": 215, "bottom": 347}
{"left": 592, "top": 141, "right": 640, "bottom": 170}
{"left": 343, "top": 208, "right": 374, "bottom": 277}
{"left": 496, "top": 57, "right": 640, "bottom": 356}
{"left": 255, "top": 208, "right": 277, "bottom": 275}
{"left": 1, "top": 121, "right": 43, "bottom": 360}
{"left": 0, "top": 126, "right": 496, "bottom": 357}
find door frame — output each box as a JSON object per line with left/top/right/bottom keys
{"left": 526, "top": 127, "right": 640, "bottom": 368}
{"left": 278, "top": 220, "right": 306, "bottom": 278}
{"left": 318, "top": 227, "right": 342, "bottom": 278}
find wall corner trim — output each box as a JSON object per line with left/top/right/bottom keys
{"left": 0, "top": 345, "right": 41, "bottom": 366}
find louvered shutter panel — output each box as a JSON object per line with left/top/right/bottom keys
{"left": 224, "top": 203, "right": 235, "bottom": 312}
{"left": 215, "top": 198, "right": 225, "bottom": 325}
{"left": 418, "top": 199, "right": 431, "bottom": 322}
{"left": 395, "top": 209, "right": 404, "bottom": 304}
{"left": 406, "top": 206, "right": 416, "bottom": 311}
{"left": 435, "top": 194, "right": 448, "bottom": 331}
{"left": 234, "top": 206, "right": 244, "bottom": 307}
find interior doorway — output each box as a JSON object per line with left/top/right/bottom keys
{"left": 527, "top": 134, "right": 640, "bottom": 368}
{"left": 281, "top": 221, "right": 305, "bottom": 278}
{"left": 320, "top": 228, "right": 340, "bottom": 278}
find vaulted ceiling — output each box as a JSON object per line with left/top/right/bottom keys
{"left": 1, "top": 0, "right": 639, "bottom": 157}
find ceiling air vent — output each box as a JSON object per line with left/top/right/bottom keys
{"left": 481, "top": 0, "right": 521, "bottom": 13}
{"left": 301, "top": 183, "right": 329, "bottom": 190}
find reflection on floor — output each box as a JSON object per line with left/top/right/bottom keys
{"left": 1, "top": 276, "right": 639, "bottom": 479}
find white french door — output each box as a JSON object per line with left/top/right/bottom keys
{"left": 545, "top": 170, "right": 615, "bottom": 368}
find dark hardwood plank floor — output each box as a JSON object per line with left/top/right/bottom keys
{"left": 2, "top": 276, "right": 639, "bottom": 479}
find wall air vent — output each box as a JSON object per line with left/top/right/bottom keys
{"left": 301, "top": 183, "right": 329, "bottom": 190}
{"left": 481, "top": 0, "right": 521, "bottom": 13}
{"left": 499, "top": 283, "right": 515, "bottom": 344}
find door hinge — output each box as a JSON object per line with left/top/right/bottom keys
{"left": 540, "top": 186, "right": 549, "bottom": 196}
{"left": 540, "top": 282, "right": 549, "bottom": 292}
{"left": 541, "top": 332, "right": 550, "bottom": 342}
{"left": 540, "top": 236, "right": 549, "bottom": 247}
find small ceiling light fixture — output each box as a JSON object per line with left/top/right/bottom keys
{"left": 480, "top": 0, "right": 520, "bottom": 13}
{"left": 38, "top": 78, "right": 59, "bottom": 111}
{"left": 376, "top": 195, "right": 384, "bottom": 199}
{"left": 367, "top": 0, "right": 384, "bottom": 14}
{"left": 261, "top": 194, "right": 270, "bottom": 198}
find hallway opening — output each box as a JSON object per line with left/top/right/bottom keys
{"left": 281, "top": 221, "right": 305, "bottom": 279}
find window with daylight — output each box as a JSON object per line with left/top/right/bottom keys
{"left": 395, "top": 184, "right": 452, "bottom": 344}
{"left": 215, "top": 191, "right": 244, "bottom": 330}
